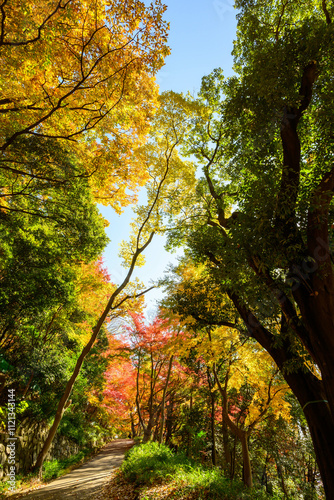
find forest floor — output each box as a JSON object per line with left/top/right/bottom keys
{"left": 3, "top": 439, "right": 134, "bottom": 500}
{"left": 101, "top": 469, "right": 200, "bottom": 499}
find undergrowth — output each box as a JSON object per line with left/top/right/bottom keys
{"left": 121, "top": 442, "right": 282, "bottom": 499}
{"left": 42, "top": 447, "right": 93, "bottom": 480}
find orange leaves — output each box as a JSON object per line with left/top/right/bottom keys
{"left": 126, "top": 312, "right": 176, "bottom": 354}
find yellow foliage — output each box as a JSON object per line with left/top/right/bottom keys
{"left": 0, "top": 0, "right": 170, "bottom": 209}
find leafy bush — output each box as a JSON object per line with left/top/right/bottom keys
{"left": 122, "top": 441, "right": 178, "bottom": 484}
{"left": 121, "top": 442, "right": 283, "bottom": 499}
{"left": 42, "top": 449, "right": 90, "bottom": 480}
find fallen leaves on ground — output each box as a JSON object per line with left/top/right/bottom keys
{"left": 101, "top": 471, "right": 215, "bottom": 499}
{"left": 100, "top": 471, "right": 139, "bottom": 500}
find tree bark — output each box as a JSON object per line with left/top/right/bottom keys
{"left": 229, "top": 292, "right": 334, "bottom": 498}
{"left": 206, "top": 368, "right": 217, "bottom": 466}
{"left": 240, "top": 432, "right": 253, "bottom": 488}
{"left": 165, "top": 393, "right": 175, "bottom": 445}
{"left": 222, "top": 416, "right": 232, "bottom": 477}
{"left": 159, "top": 355, "right": 173, "bottom": 444}
{"left": 21, "top": 371, "right": 34, "bottom": 399}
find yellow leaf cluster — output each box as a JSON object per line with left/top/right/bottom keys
{"left": 0, "top": 0, "right": 170, "bottom": 208}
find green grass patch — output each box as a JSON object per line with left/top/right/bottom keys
{"left": 42, "top": 447, "right": 93, "bottom": 480}
{"left": 121, "top": 442, "right": 282, "bottom": 499}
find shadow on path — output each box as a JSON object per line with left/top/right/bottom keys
{"left": 7, "top": 439, "right": 134, "bottom": 500}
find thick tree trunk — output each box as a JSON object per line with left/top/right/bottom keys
{"left": 302, "top": 399, "right": 334, "bottom": 499}
{"left": 230, "top": 292, "right": 334, "bottom": 499}
{"left": 273, "top": 64, "right": 334, "bottom": 496}
{"left": 293, "top": 283, "right": 334, "bottom": 418}
{"left": 143, "top": 419, "right": 153, "bottom": 443}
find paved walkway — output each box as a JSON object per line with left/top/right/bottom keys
{"left": 7, "top": 439, "right": 134, "bottom": 500}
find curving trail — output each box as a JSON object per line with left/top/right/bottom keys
{"left": 7, "top": 439, "right": 134, "bottom": 500}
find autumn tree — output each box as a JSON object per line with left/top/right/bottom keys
{"left": 0, "top": 0, "right": 170, "bottom": 416}
{"left": 162, "top": 264, "right": 290, "bottom": 488}
{"left": 31, "top": 86, "right": 195, "bottom": 473}
{"left": 161, "top": 259, "right": 321, "bottom": 495}
{"left": 0, "top": 0, "right": 168, "bottom": 147}
{"left": 0, "top": 183, "right": 108, "bottom": 367}
{"left": 210, "top": 330, "right": 290, "bottom": 489}
{"left": 0, "top": 0, "right": 170, "bottom": 215}
{"left": 126, "top": 313, "right": 175, "bottom": 443}
{"left": 101, "top": 356, "right": 137, "bottom": 434}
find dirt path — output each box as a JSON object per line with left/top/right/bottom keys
{"left": 7, "top": 439, "right": 134, "bottom": 500}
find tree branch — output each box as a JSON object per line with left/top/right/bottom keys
{"left": 0, "top": 1, "right": 72, "bottom": 47}
{"left": 275, "top": 62, "right": 318, "bottom": 232}
{"left": 322, "top": 0, "right": 332, "bottom": 24}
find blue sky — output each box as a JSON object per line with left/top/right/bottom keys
{"left": 100, "top": 0, "right": 238, "bottom": 314}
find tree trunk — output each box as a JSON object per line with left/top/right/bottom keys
{"left": 212, "top": 365, "right": 253, "bottom": 487}
{"left": 159, "top": 355, "right": 173, "bottom": 444}
{"left": 230, "top": 292, "right": 334, "bottom": 499}
{"left": 135, "top": 351, "right": 146, "bottom": 437}
{"left": 207, "top": 368, "right": 217, "bottom": 466}
{"left": 165, "top": 393, "right": 174, "bottom": 445}
{"left": 143, "top": 419, "right": 153, "bottom": 443}
{"left": 240, "top": 432, "right": 252, "bottom": 488}
{"left": 276, "top": 459, "right": 289, "bottom": 498}
{"left": 130, "top": 412, "right": 137, "bottom": 438}
{"left": 293, "top": 283, "right": 334, "bottom": 418}
{"left": 21, "top": 371, "right": 34, "bottom": 399}
{"left": 210, "top": 391, "right": 217, "bottom": 466}
{"left": 33, "top": 336, "right": 95, "bottom": 474}
{"left": 222, "top": 413, "right": 232, "bottom": 478}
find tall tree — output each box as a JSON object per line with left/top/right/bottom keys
{"left": 0, "top": 0, "right": 169, "bottom": 148}
{"left": 31, "top": 89, "right": 189, "bottom": 473}
{"left": 127, "top": 312, "right": 176, "bottom": 443}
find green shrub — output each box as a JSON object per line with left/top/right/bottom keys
{"left": 122, "top": 441, "right": 178, "bottom": 484}
{"left": 42, "top": 449, "right": 90, "bottom": 480}
{"left": 121, "top": 442, "right": 283, "bottom": 499}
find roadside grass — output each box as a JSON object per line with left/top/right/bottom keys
{"left": 42, "top": 447, "right": 93, "bottom": 480}
{"left": 120, "top": 442, "right": 282, "bottom": 500}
